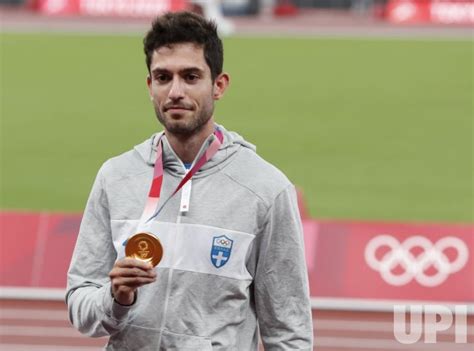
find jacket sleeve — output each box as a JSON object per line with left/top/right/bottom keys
{"left": 66, "top": 164, "right": 133, "bottom": 337}
{"left": 255, "top": 184, "right": 313, "bottom": 350}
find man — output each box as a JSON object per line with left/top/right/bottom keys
{"left": 66, "top": 11, "right": 313, "bottom": 350}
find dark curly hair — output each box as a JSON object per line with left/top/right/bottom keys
{"left": 143, "top": 11, "right": 223, "bottom": 81}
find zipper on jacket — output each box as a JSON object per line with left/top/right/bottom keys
{"left": 156, "top": 211, "right": 183, "bottom": 348}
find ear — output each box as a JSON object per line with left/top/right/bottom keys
{"left": 213, "top": 73, "right": 230, "bottom": 101}
{"left": 146, "top": 75, "right": 153, "bottom": 100}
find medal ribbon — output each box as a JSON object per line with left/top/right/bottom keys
{"left": 140, "top": 128, "right": 224, "bottom": 223}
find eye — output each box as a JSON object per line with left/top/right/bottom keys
{"left": 155, "top": 74, "right": 170, "bottom": 83}
{"left": 186, "top": 74, "right": 199, "bottom": 83}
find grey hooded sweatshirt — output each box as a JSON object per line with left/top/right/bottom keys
{"left": 66, "top": 125, "right": 313, "bottom": 350}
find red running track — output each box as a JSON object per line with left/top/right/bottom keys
{"left": 0, "top": 299, "right": 472, "bottom": 351}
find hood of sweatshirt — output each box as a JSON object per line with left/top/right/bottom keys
{"left": 133, "top": 124, "right": 256, "bottom": 178}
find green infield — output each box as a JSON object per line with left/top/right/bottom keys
{"left": 1, "top": 34, "right": 472, "bottom": 222}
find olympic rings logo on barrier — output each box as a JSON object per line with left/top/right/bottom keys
{"left": 364, "top": 235, "right": 469, "bottom": 287}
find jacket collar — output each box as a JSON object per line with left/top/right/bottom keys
{"left": 134, "top": 124, "right": 256, "bottom": 178}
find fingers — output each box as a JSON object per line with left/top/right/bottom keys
{"left": 112, "top": 276, "right": 156, "bottom": 289}
{"left": 109, "top": 257, "right": 157, "bottom": 295}
{"left": 111, "top": 266, "right": 156, "bottom": 279}
{"left": 110, "top": 259, "right": 156, "bottom": 280}
{"left": 115, "top": 257, "right": 154, "bottom": 271}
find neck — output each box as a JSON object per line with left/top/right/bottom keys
{"left": 165, "top": 119, "right": 215, "bottom": 164}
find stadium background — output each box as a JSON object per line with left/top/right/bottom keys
{"left": 0, "top": 0, "right": 473, "bottom": 350}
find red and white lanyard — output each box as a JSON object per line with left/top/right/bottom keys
{"left": 141, "top": 128, "right": 224, "bottom": 223}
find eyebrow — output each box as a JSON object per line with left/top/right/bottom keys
{"left": 151, "top": 67, "right": 205, "bottom": 75}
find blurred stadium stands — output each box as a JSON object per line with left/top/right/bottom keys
{"left": 1, "top": 0, "right": 473, "bottom": 25}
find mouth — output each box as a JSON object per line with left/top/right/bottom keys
{"left": 167, "top": 108, "right": 189, "bottom": 113}
{"left": 164, "top": 105, "right": 192, "bottom": 112}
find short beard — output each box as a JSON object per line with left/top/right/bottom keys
{"left": 155, "top": 104, "right": 214, "bottom": 137}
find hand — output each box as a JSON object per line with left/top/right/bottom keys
{"left": 109, "top": 257, "right": 156, "bottom": 306}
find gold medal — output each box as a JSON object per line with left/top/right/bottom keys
{"left": 125, "top": 232, "right": 163, "bottom": 267}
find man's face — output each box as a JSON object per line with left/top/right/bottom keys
{"left": 147, "top": 43, "right": 228, "bottom": 136}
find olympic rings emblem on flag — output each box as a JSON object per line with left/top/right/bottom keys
{"left": 217, "top": 239, "right": 231, "bottom": 246}
{"left": 364, "top": 235, "right": 469, "bottom": 287}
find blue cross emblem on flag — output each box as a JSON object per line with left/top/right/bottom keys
{"left": 211, "top": 235, "right": 233, "bottom": 268}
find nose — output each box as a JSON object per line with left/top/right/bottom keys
{"left": 168, "top": 77, "right": 185, "bottom": 101}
